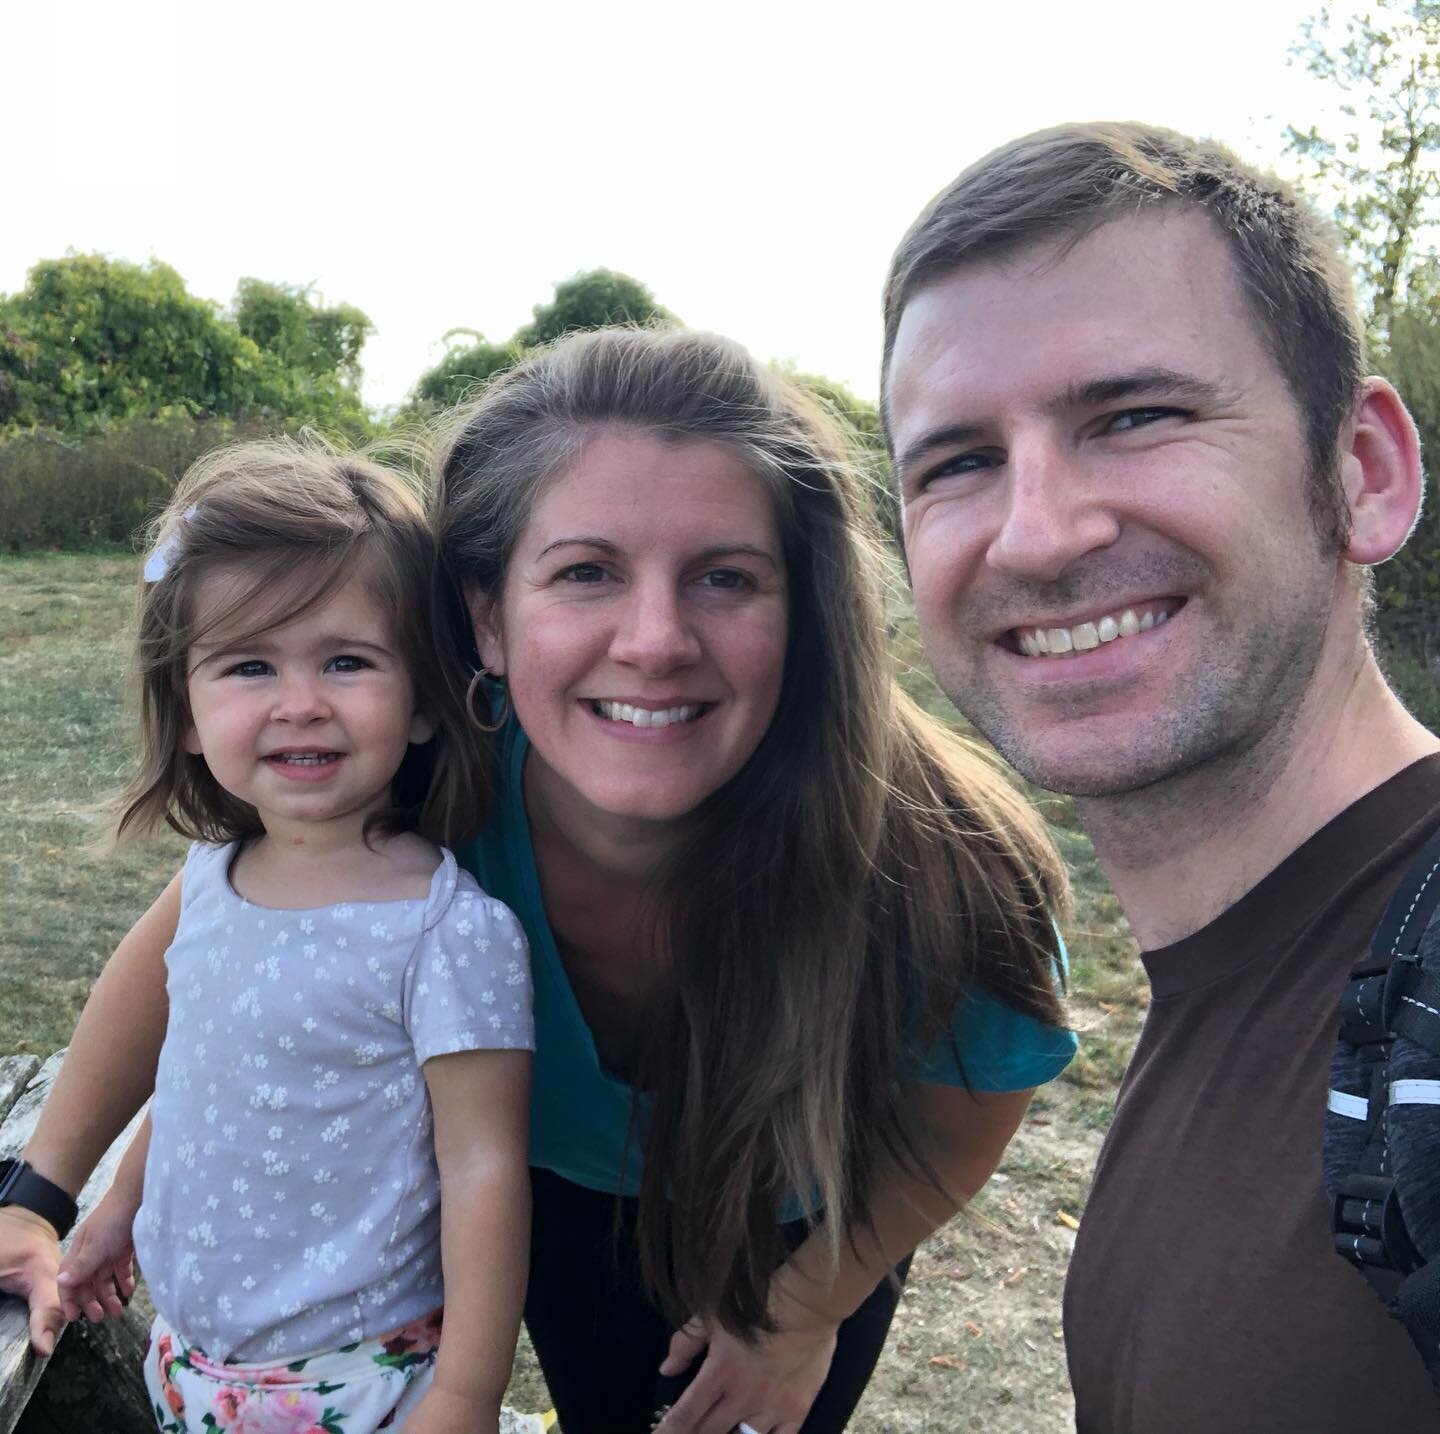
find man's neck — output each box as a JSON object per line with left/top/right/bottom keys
{"left": 1080, "top": 644, "right": 1440, "bottom": 950}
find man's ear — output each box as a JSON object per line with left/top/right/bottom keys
{"left": 1340, "top": 377, "right": 1424, "bottom": 566}
{"left": 462, "top": 582, "right": 505, "bottom": 677}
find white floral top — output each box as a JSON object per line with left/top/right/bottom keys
{"left": 134, "top": 841, "right": 533, "bottom": 1363}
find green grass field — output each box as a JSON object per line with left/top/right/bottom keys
{"left": 0, "top": 551, "right": 1146, "bottom": 1430}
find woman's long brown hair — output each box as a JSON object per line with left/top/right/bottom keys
{"left": 435, "top": 328, "right": 1068, "bottom": 1336}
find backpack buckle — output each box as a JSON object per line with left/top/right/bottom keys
{"left": 1333, "top": 1171, "right": 1424, "bottom": 1278}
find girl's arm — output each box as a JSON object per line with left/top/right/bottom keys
{"left": 0, "top": 872, "right": 177, "bottom": 1354}
{"left": 406, "top": 1047, "right": 532, "bottom": 1434}
{"left": 656, "top": 1082, "right": 1035, "bottom": 1434}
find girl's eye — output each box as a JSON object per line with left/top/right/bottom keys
{"left": 1106, "top": 406, "right": 1185, "bottom": 433}
{"left": 557, "top": 563, "right": 609, "bottom": 584}
{"left": 225, "top": 659, "right": 272, "bottom": 678}
{"left": 327, "top": 655, "right": 368, "bottom": 673}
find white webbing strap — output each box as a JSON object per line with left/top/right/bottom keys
{"left": 1328, "top": 1089, "right": 1370, "bottom": 1120}
{"left": 1389, "top": 1079, "right": 1440, "bottom": 1106}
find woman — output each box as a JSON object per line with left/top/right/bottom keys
{"left": 2, "top": 327, "right": 1073, "bottom": 1434}
{"left": 430, "top": 327, "right": 1074, "bottom": 1433}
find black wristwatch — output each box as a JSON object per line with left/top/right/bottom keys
{"left": 0, "top": 1158, "right": 78, "bottom": 1240}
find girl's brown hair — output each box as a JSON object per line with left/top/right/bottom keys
{"left": 117, "top": 435, "right": 489, "bottom": 849}
{"left": 435, "top": 327, "right": 1069, "bottom": 1335}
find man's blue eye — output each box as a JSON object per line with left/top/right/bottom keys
{"left": 1109, "top": 407, "right": 1181, "bottom": 432}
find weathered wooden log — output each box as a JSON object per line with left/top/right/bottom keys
{"left": 0, "top": 1052, "right": 151, "bottom": 1434}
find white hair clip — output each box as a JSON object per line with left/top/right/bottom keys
{"left": 143, "top": 505, "right": 198, "bottom": 583}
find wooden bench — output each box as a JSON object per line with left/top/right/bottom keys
{"left": 0, "top": 1052, "right": 152, "bottom": 1434}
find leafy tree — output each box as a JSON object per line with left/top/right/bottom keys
{"left": 0, "top": 256, "right": 266, "bottom": 433}
{"left": 0, "top": 256, "right": 374, "bottom": 438}
{"left": 1286, "top": 0, "right": 1438, "bottom": 335}
{"left": 411, "top": 330, "right": 521, "bottom": 410}
{"left": 515, "top": 268, "right": 677, "bottom": 348}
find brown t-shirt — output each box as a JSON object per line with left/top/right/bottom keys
{"left": 1064, "top": 755, "right": 1440, "bottom": 1432}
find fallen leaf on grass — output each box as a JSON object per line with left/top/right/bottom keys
{"left": 964, "top": 1321, "right": 984, "bottom": 1338}
{"left": 928, "top": 1354, "right": 967, "bottom": 1371}
{"left": 1056, "top": 1210, "right": 1080, "bottom": 1230}
{"left": 1098, "top": 1001, "right": 1120, "bottom": 1014}
{"left": 1000, "top": 1266, "right": 1029, "bottom": 1288}
{"left": 1027, "top": 1116, "right": 1051, "bottom": 1126}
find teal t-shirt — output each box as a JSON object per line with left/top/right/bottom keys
{"left": 457, "top": 719, "right": 1076, "bottom": 1200}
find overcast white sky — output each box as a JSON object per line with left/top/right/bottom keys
{"left": 8, "top": 0, "right": 1342, "bottom": 410}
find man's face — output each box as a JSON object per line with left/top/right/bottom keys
{"left": 888, "top": 211, "right": 1346, "bottom": 797}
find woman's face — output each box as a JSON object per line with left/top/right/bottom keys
{"left": 470, "top": 429, "right": 789, "bottom": 835}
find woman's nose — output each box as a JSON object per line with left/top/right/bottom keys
{"left": 607, "top": 585, "right": 703, "bottom": 672}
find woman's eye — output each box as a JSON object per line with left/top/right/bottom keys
{"left": 698, "top": 568, "right": 752, "bottom": 591}
{"left": 557, "top": 562, "right": 608, "bottom": 584}
{"left": 1107, "top": 406, "right": 1184, "bottom": 434}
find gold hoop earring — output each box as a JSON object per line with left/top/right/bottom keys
{"left": 466, "top": 667, "right": 510, "bottom": 734}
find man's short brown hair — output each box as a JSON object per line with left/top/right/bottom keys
{"left": 882, "top": 121, "right": 1366, "bottom": 549}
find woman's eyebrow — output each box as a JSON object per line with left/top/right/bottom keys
{"left": 536, "top": 536, "right": 618, "bottom": 559}
{"left": 535, "top": 538, "right": 779, "bottom": 567}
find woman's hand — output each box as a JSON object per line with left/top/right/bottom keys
{"left": 655, "top": 1314, "right": 838, "bottom": 1434}
{"left": 56, "top": 1192, "right": 137, "bottom": 1324}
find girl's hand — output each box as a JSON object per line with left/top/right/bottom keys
{"left": 655, "top": 1314, "right": 838, "bottom": 1434}
{"left": 400, "top": 1384, "right": 501, "bottom": 1434}
{"left": 0, "top": 1205, "right": 65, "bottom": 1357}
{"left": 55, "top": 1194, "right": 137, "bottom": 1324}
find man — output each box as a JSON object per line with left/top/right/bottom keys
{"left": 882, "top": 122, "right": 1440, "bottom": 1430}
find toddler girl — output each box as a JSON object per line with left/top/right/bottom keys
{"left": 56, "top": 438, "right": 533, "bottom": 1434}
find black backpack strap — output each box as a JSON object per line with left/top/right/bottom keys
{"left": 1330, "top": 819, "right": 1440, "bottom": 1392}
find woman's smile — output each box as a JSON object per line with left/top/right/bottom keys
{"left": 473, "top": 429, "right": 788, "bottom": 833}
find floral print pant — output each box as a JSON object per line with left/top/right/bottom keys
{"left": 144, "top": 1309, "right": 442, "bottom": 1433}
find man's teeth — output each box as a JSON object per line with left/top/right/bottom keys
{"left": 271, "top": 753, "right": 338, "bottom": 764}
{"left": 1016, "top": 608, "right": 1171, "bottom": 658}
{"left": 593, "top": 701, "right": 702, "bottom": 728}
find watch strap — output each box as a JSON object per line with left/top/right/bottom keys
{"left": 0, "top": 1158, "right": 78, "bottom": 1240}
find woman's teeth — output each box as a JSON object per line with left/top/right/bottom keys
{"left": 1016, "top": 607, "right": 1172, "bottom": 658}
{"left": 269, "top": 753, "right": 340, "bottom": 764}
{"left": 592, "top": 701, "right": 702, "bottom": 728}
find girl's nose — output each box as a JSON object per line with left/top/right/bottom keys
{"left": 270, "top": 673, "right": 332, "bottom": 723}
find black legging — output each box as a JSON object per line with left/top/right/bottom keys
{"left": 524, "top": 1166, "right": 910, "bottom": 1433}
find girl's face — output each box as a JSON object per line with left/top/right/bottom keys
{"left": 183, "top": 568, "right": 434, "bottom": 840}
{"left": 471, "top": 430, "right": 789, "bottom": 836}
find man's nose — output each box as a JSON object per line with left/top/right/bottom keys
{"left": 985, "top": 436, "right": 1120, "bottom": 582}
{"left": 271, "top": 671, "right": 332, "bottom": 723}
{"left": 608, "top": 583, "right": 703, "bottom": 672}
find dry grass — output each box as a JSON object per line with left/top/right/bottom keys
{"left": 1, "top": 552, "right": 1147, "bottom": 1430}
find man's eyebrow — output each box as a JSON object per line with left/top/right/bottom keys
{"left": 1059, "top": 368, "right": 1230, "bottom": 411}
